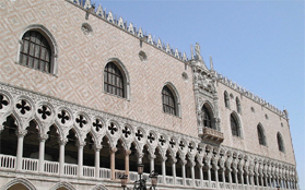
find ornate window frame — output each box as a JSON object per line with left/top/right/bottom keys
{"left": 16, "top": 24, "right": 58, "bottom": 75}
{"left": 161, "top": 82, "right": 181, "bottom": 117}
{"left": 103, "top": 58, "right": 130, "bottom": 100}
{"left": 257, "top": 123, "right": 267, "bottom": 146}
{"left": 230, "top": 112, "right": 243, "bottom": 138}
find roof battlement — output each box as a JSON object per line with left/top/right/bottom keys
{"left": 67, "top": 0, "right": 288, "bottom": 120}
{"left": 68, "top": 0, "right": 188, "bottom": 62}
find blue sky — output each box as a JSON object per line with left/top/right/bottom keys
{"left": 91, "top": 0, "right": 305, "bottom": 188}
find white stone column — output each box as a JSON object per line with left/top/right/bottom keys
{"left": 77, "top": 142, "right": 85, "bottom": 178}
{"left": 234, "top": 171, "right": 238, "bottom": 184}
{"left": 16, "top": 130, "right": 27, "bottom": 171}
{"left": 94, "top": 144, "right": 101, "bottom": 179}
{"left": 207, "top": 166, "right": 212, "bottom": 187}
{"left": 199, "top": 164, "right": 203, "bottom": 188}
{"left": 110, "top": 147, "right": 117, "bottom": 180}
{"left": 38, "top": 134, "right": 48, "bottom": 173}
{"left": 182, "top": 159, "right": 187, "bottom": 186}
{"left": 229, "top": 169, "right": 233, "bottom": 185}
{"left": 149, "top": 154, "right": 155, "bottom": 173}
{"left": 190, "top": 160, "right": 195, "bottom": 187}
{"left": 162, "top": 157, "right": 167, "bottom": 184}
{"left": 214, "top": 167, "right": 219, "bottom": 188}
{"left": 172, "top": 158, "right": 177, "bottom": 185}
{"left": 59, "top": 138, "right": 67, "bottom": 176}
{"left": 222, "top": 169, "right": 226, "bottom": 187}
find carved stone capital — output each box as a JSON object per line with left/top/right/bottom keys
{"left": 16, "top": 129, "right": 27, "bottom": 137}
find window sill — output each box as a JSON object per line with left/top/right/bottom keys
{"left": 162, "top": 111, "right": 181, "bottom": 119}
{"left": 104, "top": 91, "right": 130, "bottom": 101}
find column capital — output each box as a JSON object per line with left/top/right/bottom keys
{"left": 125, "top": 149, "right": 132, "bottom": 156}
{"left": 149, "top": 154, "right": 156, "bottom": 160}
{"left": 58, "top": 138, "right": 68, "bottom": 145}
{"left": 39, "top": 134, "right": 49, "bottom": 141}
{"left": 110, "top": 147, "right": 117, "bottom": 153}
{"left": 16, "top": 129, "right": 27, "bottom": 137}
{"left": 94, "top": 144, "right": 102, "bottom": 151}
{"left": 77, "top": 141, "right": 86, "bottom": 148}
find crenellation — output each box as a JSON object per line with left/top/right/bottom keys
{"left": 137, "top": 27, "right": 143, "bottom": 38}
{"left": 117, "top": 17, "right": 125, "bottom": 29}
{"left": 84, "top": 0, "right": 91, "bottom": 9}
{"left": 147, "top": 34, "right": 153, "bottom": 45}
{"left": 96, "top": 5, "right": 104, "bottom": 18}
{"left": 127, "top": 22, "right": 135, "bottom": 34}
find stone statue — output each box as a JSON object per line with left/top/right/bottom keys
{"left": 195, "top": 42, "right": 203, "bottom": 61}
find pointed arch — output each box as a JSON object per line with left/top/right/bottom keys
{"left": 230, "top": 112, "right": 242, "bottom": 137}
{"left": 0, "top": 115, "right": 18, "bottom": 156}
{"left": 50, "top": 181, "right": 76, "bottom": 190}
{"left": 1, "top": 178, "right": 37, "bottom": 190}
{"left": 201, "top": 103, "right": 215, "bottom": 129}
{"left": 83, "top": 132, "right": 96, "bottom": 167}
{"left": 17, "top": 24, "right": 58, "bottom": 75}
{"left": 91, "top": 184, "right": 108, "bottom": 190}
{"left": 224, "top": 91, "right": 230, "bottom": 108}
{"left": 236, "top": 97, "right": 241, "bottom": 113}
{"left": 23, "top": 120, "right": 40, "bottom": 159}
{"left": 104, "top": 58, "right": 130, "bottom": 99}
{"left": 257, "top": 123, "right": 266, "bottom": 146}
{"left": 162, "top": 82, "right": 180, "bottom": 117}
{"left": 277, "top": 132, "right": 285, "bottom": 152}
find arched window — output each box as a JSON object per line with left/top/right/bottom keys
{"left": 230, "top": 113, "right": 240, "bottom": 137}
{"left": 257, "top": 124, "right": 266, "bottom": 146}
{"left": 236, "top": 97, "right": 241, "bottom": 113}
{"left": 201, "top": 104, "right": 214, "bottom": 129}
{"left": 19, "top": 30, "right": 53, "bottom": 73}
{"left": 277, "top": 132, "right": 285, "bottom": 152}
{"left": 162, "top": 85, "right": 177, "bottom": 116}
{"left": 224, "top": 91, "right": 230, "bottom": 108}
{"left": 104, "top": 62, "right": 125, "bottom": 97}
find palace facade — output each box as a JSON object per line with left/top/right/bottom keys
{"left": 0, "top": 0, "right": 298, "bottom": 190}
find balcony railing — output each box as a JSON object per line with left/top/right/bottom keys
{"left": 200, "top": 127, "right": 224, "bottom": 144}
{"left": 0, "top": 154, "right": 16, "bottom": 170}
{"left": 0, "top": 154, "right": 295, "bottom": 190}
{"left": 44, "top": 160, "right": 59, "bottom": 174}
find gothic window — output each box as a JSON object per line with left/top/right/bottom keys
{"left": 257, "top": 124, "right": 266, "bottom": 146}
{"left": 162, "top": 85, "right": 177, "bottom": 116}
{"left": 104, "top": 62, "right": 125, "bottom": 98}
{"left": 201, "top": 104, "right": 214, "bottom": 129}
{"left": 277, "top": 132, "right": 285, "bottom": 152}
{"left": 224, "top": 91, "right": 230, "bottom": 108}
{"left": 236, "top": 97, "right": 241, "bottom": 113}
{"left": 230, "top": 113, "right": 240, "bottom": 137}
{"left": 19, "top": 30, "right": 53, "bottom": 73}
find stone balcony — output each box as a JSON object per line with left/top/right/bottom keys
{"left": 200, "top": 127, "right": 224, "bottom": 144}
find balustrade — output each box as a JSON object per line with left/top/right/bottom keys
{"left": 165, "top": 176, "right": 174, "bottom": 184}
{"left": 83, "top": 165, "right": 95, "bottom": 177}
{"left": 99, "top": 168, "right": 111, "bottom": 179}
{"left": 22, "top": 157, "right": 38, "bottom": 171}
{"left": 44, "top": 160, "right": 59, "bottom": 174}
{"left": 64, "top": 163, "right": 78, "bottom": 176}
{"left": 0, "top": 154, "right": 297, "bottom": 190}
{"left": 0, "top": 154, "right": 16, "bottom": 170}
{"left": 176, "top": 177, "right": 184, "bottom": 185}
